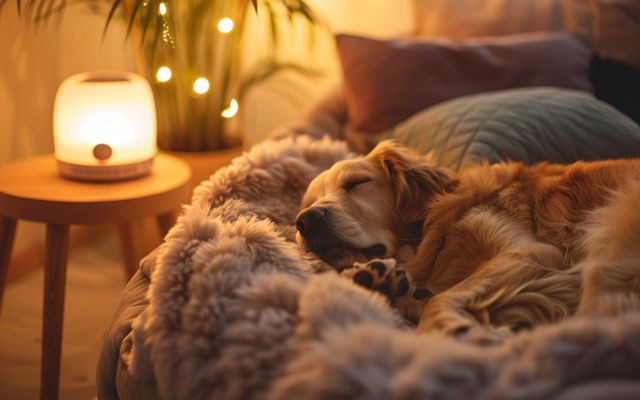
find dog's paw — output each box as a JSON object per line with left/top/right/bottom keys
{"left": 341, "top": 258, "right": 431, "bottom": 322}
{"left": 341, "top": 258, "right": 421, "bottom": 303}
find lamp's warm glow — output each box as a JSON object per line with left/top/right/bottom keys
{"left": 217, "top": 17, "right": 234, "bottom": 33}
{"left": 221, "top": 98, "right": 239, "bottom": 118}
{"left": 156, "top": 66, "right": 172, "bottom": 82}
{"left": 53, "top": 71, "right": 157, "bottom": 181}
{"left": 193, "top": 77, "right": 210, "bottom": 94}
{"left": 158, "top": 2, "right": 168, "bottom": 16}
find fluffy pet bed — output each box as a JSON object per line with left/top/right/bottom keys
{"left": 117, "top": 135, "right": 640, "bottom": 400}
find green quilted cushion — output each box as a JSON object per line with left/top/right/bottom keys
{"left": 384, "top": 87, "right": 640, "bottom": 170}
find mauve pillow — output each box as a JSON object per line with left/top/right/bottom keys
{"left": 337, "top": 32, "right": 594, "bottom": 136}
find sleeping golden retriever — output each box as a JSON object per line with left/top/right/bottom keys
{"left": 296, "top": 140, "right": 640, "bottom": 335}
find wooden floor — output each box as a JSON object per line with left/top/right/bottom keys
{"left": 0, "top": 232, "right": 127, "bottom": 400}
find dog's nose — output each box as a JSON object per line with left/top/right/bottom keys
{"left": 296, "top": 207, "right": 327, "bottom": 237}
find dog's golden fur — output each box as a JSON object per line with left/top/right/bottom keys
{"left": 298, "top": 141, "right": 640, "bottom": 334}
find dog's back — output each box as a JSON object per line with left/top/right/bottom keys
{"left": 409, "top": 159, "right": 640, "bottom": 332}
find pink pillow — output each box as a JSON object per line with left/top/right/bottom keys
{"left": 337, "top": 32, "right": 594, "bottom": 136}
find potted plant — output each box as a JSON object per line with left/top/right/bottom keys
{"left": 3, "top": 0, "right": 322, "bottom": 154}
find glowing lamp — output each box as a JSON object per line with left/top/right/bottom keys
{"left": 53, "top": 71, "right": 157, "bottom": 181}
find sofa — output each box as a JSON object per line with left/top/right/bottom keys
{"left": 97, "top": 1, "right": 640, "bottom": 399}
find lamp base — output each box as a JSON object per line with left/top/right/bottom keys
{"left": 56, "top": 158, "right": 154, "bottom": 182}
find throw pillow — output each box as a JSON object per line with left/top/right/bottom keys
{"left": 336, "top": 32, "right": 594, "bottom": 137}
{"left": 383, "top": 87, "right": 640, "bottom": 169}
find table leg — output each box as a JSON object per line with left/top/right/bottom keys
{"left": 41, "top": 223, "right": 69, "bottom": 400}
{"left": 118, "top": 223, "right": 139, "bottom": 279}
{"left": 0, "top": 216, "right": 17, "bottom": 315}
{"left": 157, "top": 210, "right": 177, "bottom": 238}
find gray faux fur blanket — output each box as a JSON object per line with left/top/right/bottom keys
{"left": 126, "top": 135, "right": 640, "bottom": 400}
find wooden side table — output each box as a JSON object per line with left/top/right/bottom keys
{"left": 0, "top": 153, "right": 191, "bottom": 400}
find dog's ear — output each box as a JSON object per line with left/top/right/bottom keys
{"left": 368, "top": 141, "right": 456, "bottom": 224}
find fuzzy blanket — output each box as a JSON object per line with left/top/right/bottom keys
{"left": 124, "top": 135, "right": 640, "bottom": 400}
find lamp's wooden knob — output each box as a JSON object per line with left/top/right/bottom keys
{"left": 93, "top": 143, "right": 112, "bottom": 161}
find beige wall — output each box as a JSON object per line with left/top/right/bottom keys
{"left": 241, "top": 0, "right": 415, "bottom": 145}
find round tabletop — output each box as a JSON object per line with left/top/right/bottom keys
{"left": 0, "top": 153, "right": 191, "bottom": 224}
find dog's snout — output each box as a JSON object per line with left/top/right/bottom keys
{"left": 296, "top": 207, "right": 327, "bottom": 237}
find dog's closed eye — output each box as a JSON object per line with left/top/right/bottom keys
{"left": 343, "top": 177, "right": 372, "bottom": 192}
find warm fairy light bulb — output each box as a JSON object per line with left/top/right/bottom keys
{"left": 193, "top": 77, "right": 210, "bottom": 94}
{"left": 217, "top": 17, "right": 234, "bottom": 33}
{"left": 158, "top": 2, "right": 168, "bottom": 16}
{"left": 156, "top": 66, "right": 172, "bottom": 83}
{"left": 221, "top": 98, "right": 239, "bottom": 118}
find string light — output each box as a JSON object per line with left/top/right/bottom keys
{"left": 158, "top": 2, "right": 168, "bottom": 16}
{"left": 221, "top": 99, "right": 239, "bottom": 118}
{"left": 217, "top": 17, "right": 234, "bottom": 33}
{"left": 156, "top": 66, "right": 172, "bottom": 83}
{"left": 193, "top": 77, "right": 210, "bottom": 94}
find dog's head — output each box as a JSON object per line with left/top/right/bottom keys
{"left": 296, "top": 140, "right": 455, "bottom": 270}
